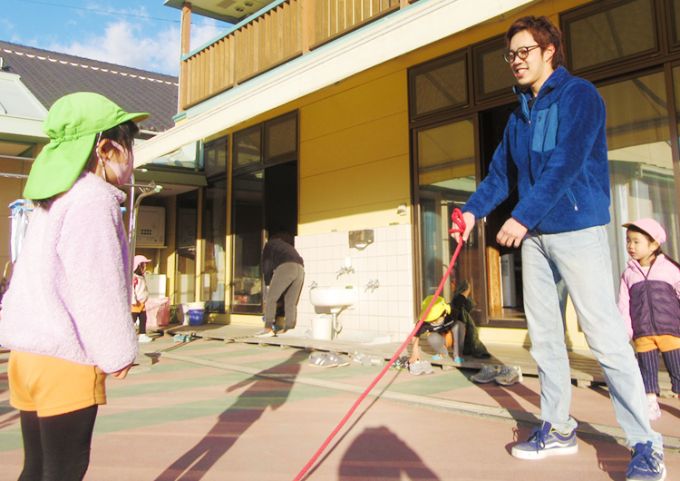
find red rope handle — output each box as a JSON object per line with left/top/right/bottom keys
{"left": 292, "top": 208, "right": 466, "bottom": 481}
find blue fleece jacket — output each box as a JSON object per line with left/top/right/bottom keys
{"left": 464, "top": 66, "right": 610, "bottom": 233}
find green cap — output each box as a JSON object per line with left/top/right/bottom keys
{"left": 23, "top": 92, "right": 149, "bottom": 200}
{"left": 420, "top": 295, "right": 451, "bottom": 323}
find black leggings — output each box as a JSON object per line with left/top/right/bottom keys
{"left": 19, "top": 405, "right": 98, "bottom": 481}
{"left": 132, "top": 310, "right": 147, "bottom": 335}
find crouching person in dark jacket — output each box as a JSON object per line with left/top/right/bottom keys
{"left": 256, "top": 231, "right": 304, "bottom": 337}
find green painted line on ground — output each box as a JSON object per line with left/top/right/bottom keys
{"left": 107, "top": 371, "right": 250, "bottom": 399}
{"left": 0, "top": 377, "right": 341, "bottom": 452}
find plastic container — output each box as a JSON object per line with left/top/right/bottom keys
{"left": 187, "top": 309, "right": 205, "bottom": 326}
{"left": 145, "top": 297, "right": 170, "bottom": 329}
{"left": 312, "top": 314, "right": 333, "bottom": 340}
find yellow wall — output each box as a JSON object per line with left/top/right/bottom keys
{"left": 298, "top": 70, "right": 411, "bottom": 233}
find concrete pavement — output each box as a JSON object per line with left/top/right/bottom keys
{"left": 0, "top": 333, "right": 678, "bottom": 480}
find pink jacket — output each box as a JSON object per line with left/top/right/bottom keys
{"left": 0, "top": 173, "right": 138, "bottom": 373}
{"left": 618, "top": 254, "right": 680, "bottom": 340}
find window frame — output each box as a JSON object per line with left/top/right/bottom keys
{"left": 561, "top": 0, "right": 661, "bottom": 77}
{"left": 407, "top": 49, "right": 469, "bottom": 121}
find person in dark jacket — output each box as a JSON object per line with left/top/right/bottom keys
{"left": 453, "top": 16, "right": 664, "bottom": 481}
{"left": 256, "top": 231, "right": 304, "bottom": 337}
{"left": 451, "top": 280, "right": 490, "bottom": 359}
{"left": 618, "top": 218, "right": 680, "bottom": 422}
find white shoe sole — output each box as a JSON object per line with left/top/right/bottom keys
{"left": 511, "top": 444, "right": 578, "bottom": 460}
{"left": 626, "top": 465, "right": 666, "bottom": 481}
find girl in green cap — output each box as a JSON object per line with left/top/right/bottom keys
{"left": 0, "top": 92, "right": 148, "bottom": 480}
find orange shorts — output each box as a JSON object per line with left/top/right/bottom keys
{"left": 9, "top": 350, "right": 107, "bottom": 417}
{"left": 634, "top": 335, "right": 680, "bottom": 353}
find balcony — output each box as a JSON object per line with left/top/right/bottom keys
{"left": 179, "top": 0, "right": 406, "bottom": 110}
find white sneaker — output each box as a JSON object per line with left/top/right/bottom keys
{"left": 648, "top": 396, "right": 662, "bottom": 421}
{"left": 254, "top": 329, "right": 276, "bottom": 338}
{"left": 138, "top": 333, "right": 153, "bottom": 343}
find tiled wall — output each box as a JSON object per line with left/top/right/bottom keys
{"left": 295, "top": 224, "right": 415, "bottom": 342}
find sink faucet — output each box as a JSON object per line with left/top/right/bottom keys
{"left": 336, "top": 266, "right": 355, "bottom": 279}
{"left": 365, "top": 279, "right": 380, "bottom": 292}
{"left": 309, "top": 280, "right": 318, "bottom": 289}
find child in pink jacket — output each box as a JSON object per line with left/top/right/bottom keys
{"left": 0, "top": 92, "right": 147, "bottom": 480}
{"left": 618, "top": 218, "right": 680, "bottom": 421}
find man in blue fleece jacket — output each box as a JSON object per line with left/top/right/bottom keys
{"left": 457, "top": 16, "right": 666, "bottom": 481}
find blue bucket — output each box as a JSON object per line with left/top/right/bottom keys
{"left": 187, "top": 309, "right": 204, "bottom": 326}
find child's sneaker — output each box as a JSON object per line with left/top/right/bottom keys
{"left": 409, "top": 360, "right": 434, "bottom": 376}
{"left": 470, "top": 364, "right": 501, "bottom": 383}
{"left": 495, "top": 365, "right": 523, "bottom": 386}
{"left": 625, "top": 442, "right": 666, "bottom": 481}
{"left": 648, "top": 396, "right": 662, "bottom": 421}
{"left": 511, "top": 421, "right": 578, "bottom": 460}
{"left": 138, "top": 333, "right": 153, "bottom": 343}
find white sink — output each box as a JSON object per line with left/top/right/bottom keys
{"left": 310, "top": 286, "right": 357, "bottom": 309}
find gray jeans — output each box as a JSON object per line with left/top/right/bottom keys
{"left": 264, "top": 262, "right": 304, "bottom": 330}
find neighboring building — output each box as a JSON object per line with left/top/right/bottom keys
{"left": 0, "top": 41, "right": 183, "bottom": 275}
{"left": 135, "top": 0, "right": 680, "bottom": 349}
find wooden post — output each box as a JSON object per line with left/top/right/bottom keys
{"left": 485, "top": 246, "right": 502, "bottom": 317}
{"left": 180, "top": 3, "right": 192, "bottom": 55}
{"left": 178, "top": 3, "right": 192, "bottom": 111}
{"left": 301, "top": 0, "right": 316, "bottom": 53}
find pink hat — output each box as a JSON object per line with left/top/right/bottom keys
{"left": 623, "top": 218, "right": 666, "bottom": 244}
{"left": 133, "top": 255, "right": 152, "bottom": 271}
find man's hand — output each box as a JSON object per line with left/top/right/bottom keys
{"left": 452, "top": 212, "right": 476, "bottom": 243}
{"left": 496, "top": 218, "right": 528, "bottom": 248}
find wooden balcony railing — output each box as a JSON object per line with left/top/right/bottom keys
{"left": 180, "top": 0, "right": 403, "bottom": 110}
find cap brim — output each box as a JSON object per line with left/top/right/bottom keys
{"left": 23, "top": 133, "right": 97, "bottom": 200}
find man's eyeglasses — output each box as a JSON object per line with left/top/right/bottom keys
{"left": 503, "top": 45, "right": 540, "bottom": 63}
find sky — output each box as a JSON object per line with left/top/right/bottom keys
{"left": 0, "top": 0, "right": 232, "bottom": 77}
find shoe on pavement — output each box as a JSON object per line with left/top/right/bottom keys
{"left": 138, "top": 333, "right": 153, "bottom": 343}
{"left": 254, "top": 329, "right": 276, "bottom": 338}
{"left": 647, "top": 396, "right": 662, "bottom": 421}
{"left": 511, "top": 421, "right": 578, "bottom": 460}
{"left": 470, "top": 364, "right": 501, "bottom": 383}
{"left": 495, "top": 365, "right": 523, "bottom": 386}
{"left": 626, "top": 441, "right": 666, "bottom": 481}
{"left": 409, "top": 360, "right": 434, "bottom": 376}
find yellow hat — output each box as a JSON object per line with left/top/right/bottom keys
{"left": 420, "top": 295, "right": 451, "bottom": 323}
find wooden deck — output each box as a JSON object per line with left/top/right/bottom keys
{"left": 164, "top": 323, "right": 674, "bottom": 394}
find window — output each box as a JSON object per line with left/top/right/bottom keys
{"left": 175, "top": 191, "right": 198, "bottom": 305}
{"left": 671, "top": 0, "right": 680, "bottom": 47}
{"left": 563, "top": 0, "right": 657, "bottom": 73}
{"left": 265, "top": 113, "right": 297, "bottom": 163}
{"left": 473, "top": 36, "right": 516, "bottom": 101}
{"left": 234, "top": 126, "right": 261, "bottom": 170}
{"left": 416, "top": 119, "right": 487, "bottom": 322}
{"left": 408, "top": 52, "right": 468, "bottom": 118}
{"left": 202, "top": 178, "right": 227, "bottom": 313}
{"left": 232, "top": 171, "right": 264, "bottom": 312}
{"left": 599, "top": 71, "right": 679, "bottom": 283}
{"left": 203, "top": 137, "right": 227, "bottom": 177}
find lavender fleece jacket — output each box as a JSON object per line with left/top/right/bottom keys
{"left": 618, "top": 254, "right": 680, "bottom": 340}
{"left": 0, "top": 172, "right": 138, "bottom": 373}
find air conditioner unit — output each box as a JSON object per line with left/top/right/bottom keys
{"left": 136, "top": 206, "right": 166, "bottom": 248}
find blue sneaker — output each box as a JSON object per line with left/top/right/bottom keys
{"left": 626, "top": 442, "right": 666, "bottom": 481}
{"left": 511, "top": 422, "right": 578, "bottom": 460}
